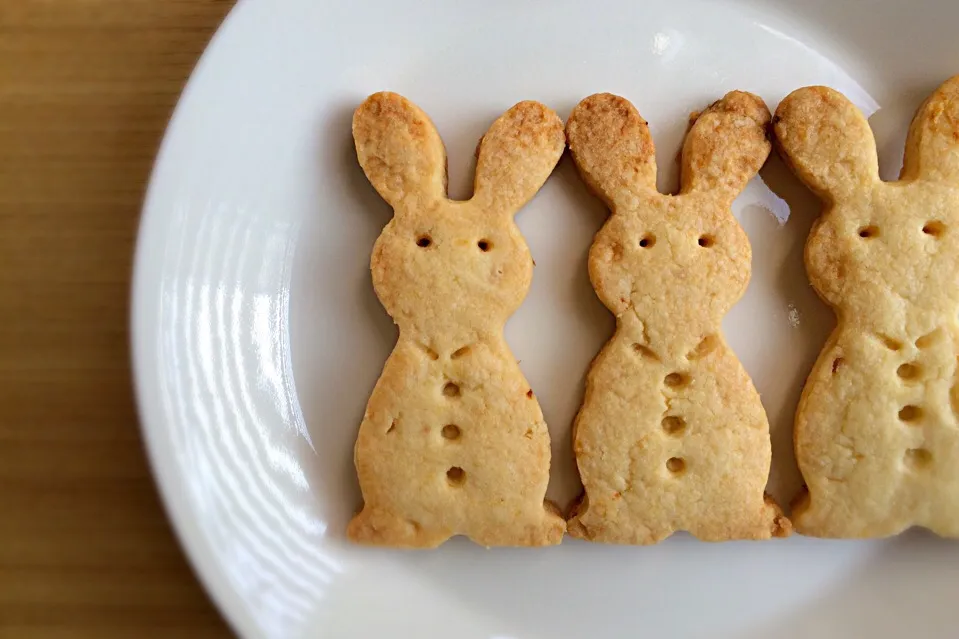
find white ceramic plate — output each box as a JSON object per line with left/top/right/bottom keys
{"left": 132, "top": 1, "right": 959, "bottom": 637}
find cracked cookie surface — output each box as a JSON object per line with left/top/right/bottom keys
{"left": 347, "top": 92, "right": 566, "bottom": 548}
{"left": 566, "top": 91, "right": 789, "bottom": 543}
{"left": 775, "top": 76, "right": 959, "bottom": 538}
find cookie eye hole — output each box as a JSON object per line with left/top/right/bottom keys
{"left": 477, "top": 239, "right": 492, "bottom": 252}
{"left": 639, "top": 234, "right": 656, "bottom": 248}
{"left": 923, "top": 221, "right": 945, "bottom": 237}
{"left": 446, "top": 466, "right": 466, "bottom": 485}
{"left": 697, "top": 235, "right": 715, "bottom": 248}
{"left": 666, "top": 457, "right": 686, "bottom": 474}
{"left": 858, "top": 225, "right": 879, "bottom": 239}
{"left": 898, "top": 405, "right": 923, "bottom": 422}
{"left": 442, "top": 382, "right": 461, "bottom": 397}
{"left": 441, "top": 424, "right": 461, "bottom": 440}
{"left": 416, "top": 235, "right": 432, "bottom": 248}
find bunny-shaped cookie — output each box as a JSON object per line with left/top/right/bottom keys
{"left": 348, "top": 92, "right": 566, "bottom": 547}
{"left": 566, "top": 92, "right": 789, "bottom": 543}
{"left": 775, "top": 76, "right": 959, "bottom": 538}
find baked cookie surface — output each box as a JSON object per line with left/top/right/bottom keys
{"left": 566, "top": 91, "right": 789, "bottom": 544}
{"left": 775, "top": 76, "right": 959, "bottom": 538}
{"left": 348, "top": 92, "right": 566, "bottom": 547}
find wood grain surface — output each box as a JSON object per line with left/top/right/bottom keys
{"left": 1, "top": 1, "right": 237, "bottom": 636}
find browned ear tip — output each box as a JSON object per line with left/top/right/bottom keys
{"left": 352, "top": 91, "right": 448, "bottom": 208}
{"left": 565, "top": 93, "right": 658, "bottom": 204}
{"left": 567, "top": 93, "right": 647, "bottom": 142}
{"left": 500, "top": 100, "right": 565, "bottom": 150}
{"left": 899, "top": 74, "right": 959, "bottom": 183}
{"left": 930, "top": 73, "right": 959, "bottom": 97}
{"left": 772, "top": 87, "right": 831, "bottom": 158}
{"left": 680, "top": 90, "right": 770, "bottom": 196}
{"left": 773, "top": 86, "right": 840, "bottom": 130}
{"left": 511, "top": 99, "right": 564, "bottom": 126}
{"left": 353, "top": 92, "right": 413, "bottom": 142}
{"left": 710, "top": 90, "right": 771, "bottom": 127}
{"left": 695, "top": 90, "right": 772, "bottom": 154}
{"left": 471, "top": 100, "right": 565, "bottom": 213}
{"left": 354, "top": 91, "right": 402, "bottom": 121}
{"left": 912, "top": 74, "right": 959, "bottom": 136}
{"left": 771, "top": 84, "right": 880, "bottom": 198}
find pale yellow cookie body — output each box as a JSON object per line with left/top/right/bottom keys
{"left": 566, "top": 92, "right": 789, "bottom": 544}
{"left": 775, "top": 77, "right": 959, "bottom": 538}
{"left": 348, "top": 92, "right": 566, "bottom": 547}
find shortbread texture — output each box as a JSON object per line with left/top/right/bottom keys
{"left": 348, "top": 92, "right": 566, "bottom": 547}
{"left": 566, "top": 91, "right": 789, "bottom": 544}
{"left": 775, "top": 75, "right": 959, "bottom": 538}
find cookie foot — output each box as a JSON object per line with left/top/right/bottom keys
{"left": 347, "top": 507, "right": 450, "bottom": 548}
{"left": 567, "top": 497, "right": 671, "bottom": 544}
{"left": 471, "top": 502, "right": 565, "bottom": 547}
{"left": 791, "top": 487, "right": 904, "bottom": 538}
{"left": 765, "top": 493, "right": 792, "bottom": 538}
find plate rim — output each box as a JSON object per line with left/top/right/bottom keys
{"left": 127, "top": 2, "right": 959, "bottom": 637}
{"left": 129, "top": 1, "right": 255, "bottom": 636}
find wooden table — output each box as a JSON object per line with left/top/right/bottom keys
{"left": 1, "top": 1, "right": 237, "bottom": 636}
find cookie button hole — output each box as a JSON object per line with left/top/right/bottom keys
{"left": 446, "top": 466, "right": 466, "bottom": 485}
{"left": 923, "top": 221, "right": 945, "bottom": 237}
{"left": 477, "top": 239, "right": 492, "bottom": 252}
{"left": 858, "top": 225, "right": 879, "bottom": 239}
{"left": 442, "top": 382, "right": 461, "bottom": 397}
{"left": 898, "top": 405, "right": 923, "bottom": 423}
{"left": 697, "top": 235, "right": 715, "bottom": 248}
{"left": 666, "top": 457, "right": 686, "bottom": 474}
{"left": 441, "top": 424, "right": 461, "bottom": 440}
{"left": 662, "top": 416, "right": 686, "bottom": 435}
{"left": 664, "top": 372, "right": 690, "bottom": 388}
{"left": 639, "top": 234, "right": 656, "bottom": 248}
{"left": 904, "top": 448, "right": 932, "bottom": 469}
{"left": 416, "top": 235, "right": 432, "bottom": 248}
{"left": 897, "top": 363, "right": 920, "bottom": 381}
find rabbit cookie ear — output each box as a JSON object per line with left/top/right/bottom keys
{"left": 773, "top": 86, "right": 880, "bottom": 201}
{"left": 471, "top": 101, "right": 565, "bottom": 215}
{"left": 566, "top": 93, "right": 657, "bottom": 209}
{"left": 353, "top": 92, "right": 448, "bottom": 210}
{"left": 900, "top": 75, "right": 959, "bottom": 184}
{"left": 680, "top": 91, "right": 771, "bottom": 199}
